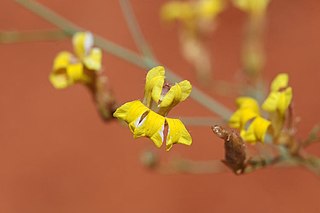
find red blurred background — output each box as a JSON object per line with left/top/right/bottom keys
{"left": 1, "top": 0, "right": 320, "bottom": 212}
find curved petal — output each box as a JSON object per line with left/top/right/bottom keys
{"left": 73, "top": 32, "right": 94, "bottom": 59}
{"left": 83, "top": 47, "right": 102, "bottom": 71}
{"left": 196, "top": 0, "right": 225, "bottom": 19}
{"left": 236, "top": 96, "right": 259, "bottom": 113}
{"left": 166, "top": 118, "right": 192, "bottom": 151}
{"left": 262, "top": 91, "right": 280, "bottom": 112}
{"left": 113, "top": 100, "right": 149, "bottom": 133}
{"left": 278, "top": 87, "right": 292, "bottom": 115}
{"left": 241, "top": 116, "right": 271, "bottom": 143}
{"left": 160, "top": 80, "right": 192, "bottom": 108}
{"left": 53, "top": 51, "right": 73, "bottom": 70}
{"left": 134, "top": 110, "right": 166, "bottom": 148}
{"left": 229, "top": 108, "right": 258, "bottom": 129}
{"left": 144, "top": 66, "right": 165, "bottom": 106}
{"left": 161, "top": 2, "right": 194, "bottom": 21}
{"left": 50, "top": 52, "right": 84, "bottom": 89}
{"left": 271, "top": 73, "right": 289, "bottom": 92}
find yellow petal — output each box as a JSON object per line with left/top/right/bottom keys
{"left": 241, "top": 116, "right": 271, "bottom": 143}
{"left": 236, "top": 96, "right": 259, "bottom": 113}
{"left": 229, "top": 108, "right": 258, "bottom": 129}
{"left": 73, "top": 31, "right": 94, "bottom": 59}
{"left": 229, "top": 110, "right": 242, "bottom": 129}
{"left": 50, "top": 52, "right": 84, "bottom": 89}
{"left": 53, "top": 51, "right": 73, "bottom": 70}
{"left": 271, "top": 73, "right": 289, "bottom": 92}
{"left": 144, "top": 66, "right": 165, "bottom": 106}
{"left": 134, "top": 110, "right": 166, "bottom": 148}
{"left": 277, "top": 87, "right": 292, "bottom": 115}
{"left": 159, "top": 80, "right": 192, "bottom": 108}
{"left": 166, "top": 118, "right": 192, "bottom": 151}
{"left": 113, "top": 100, "right": 149, "bottom": 133}
{"left": 83, "top": 47, "right": 102, "bottom": 71}
{"left": 262, "top": 91, "right": 280, "bottom": 112}
{"left": 161, "top": 1, "right": 194, "bottom": 22}
{"left": 196, "top": 0, "right": 225, "bottom": 19}
{"left": 232, "top": 0, "right": 270, "bottom": 15}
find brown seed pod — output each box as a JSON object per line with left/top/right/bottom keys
{"left": 211, "top": 125, "right": 247, "bottom": 174}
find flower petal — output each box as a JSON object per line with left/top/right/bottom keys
{"left": 236, "top": 96, "right": 259, "bottom": 113}
{"left": 73, "top": 32, "right": 94, "bottom": 59}
{"left": 229, "top": 96, "right": 259, "bottom": 129}
{"left": 262, "top": 91, "right": 281, "bottom": 112}
{"left": 161, "top": 1, "right": 194, "bottom": 22}
{"left": 271, "top": 73, "right": 289, "bottom": 92}
{"left": 50, "top": 52, "right": 84, "bottom": 89}
{"left": 241, "top": 116, "right": 271, "bottom": 143}
{"left": 196, "top": 0, "right": 225, "bottom": 19}
{"left": 229, "top": 108, "right": 258, "bottom": 129}
{"left": 159, "top": 80, "right": 192, "bottom": 108}
{"left": 83, "top": 47, "right": 102, "bottom": 71}
{"left": 113, "top": 100, "right": 149, "bottom": 133}
{"left": 134, "top": 110, "right": 166, "bottom": 148}
{"left": 166, "top": 118, "right": 192, "bottom": 151}
{"left": 278, "top": 87, "right": 293, "bottom": 115}
{"left": 144, "top": 66, "right": 165, "bottom": 107}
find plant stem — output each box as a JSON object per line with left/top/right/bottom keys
{"left": 0, "top": 29, "right": 67, "bottom": 43}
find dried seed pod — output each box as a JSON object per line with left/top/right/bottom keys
{"left": 212, "top": 125, "right": 247, "bottom": 174}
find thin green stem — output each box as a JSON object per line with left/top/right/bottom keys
{"left": 119, "top": 0, "right": 154, "bottom": 59}
{"left": 0, "top": 29, "right": 67, "bottom": 43}
{"left": 180, "top": 117, "right": 224, "bottom": 126}
{"left": 15, "top": 0, "right": 232, "bottom": 120}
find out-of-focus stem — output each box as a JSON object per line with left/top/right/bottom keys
{"left": 0, "top": 30, "right": 67, "bottom": 43}
{"left": 15, "top": 0, "right": 232, "bottom": 120}
{"left": 242, "top": 14, "right": 266, "bottom": 83}
{"left": 180, "top": 117, "right": 224, "bottom": 126}
{"left": 157, "top": 158, "right": 228, "bottom": 174}
{"left": 119, "top": 0, "right": 154, "bottom": 59}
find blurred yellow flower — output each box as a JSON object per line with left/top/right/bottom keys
{"left": 229, "top": 97, "right": 260, "bottom": 129}
{"left": 232, "top": 0, "right": 270, "bottom": 16}
{"left": 262, "top": 73, "right": 293, "bottom": 116}
{"left": 50, "top": 32, "right": 102, "bottom": 89}
{"left": 240, "top": 116, "right": 271, "bottom": 143}
{"left": 229, "top": 96, "right": 270, "bottom": 143}
{"left": 161, "top": 0, "right": 225, "bottom": 27}
{"left": 113, "top": 66, "right": 192, "bottom": 151}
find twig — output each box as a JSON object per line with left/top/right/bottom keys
{"left": 0, "top": 29, "right": 67, "bottom": 43}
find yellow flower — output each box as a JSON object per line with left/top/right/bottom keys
{"left": 50, "top": 32, "right": 102, "bottom": 89}
{"left": 161, "top": 0, "right": 225, "bottom": 25}
{"left": 229, "top": 97, "right": 260, "bottom": 129}
{"left": 113, "top": 66, "right": 192, "bottom": 151}
{"left": 240, "top": 116, "right": 271, "bottom": 143}
{"left": 262, "top": 73, "right": 293, "bottom": 116}
{"left": 232, "top": 0, "right": 270, "bottom": 16}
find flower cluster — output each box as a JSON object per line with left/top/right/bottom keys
{"left": 50, "top": 32, "right": 102, "bottom": 89}
{"left": 50, "top": 32, "right": 116, "bottom": 120}
{"left": 229, "top": 73, "right": 293, "bottom": 144}
{"left": 113, "top": 66, "right": 192, "bottom": 151}
{"left": 161, "top": 0, "right": 225, "bottom": 33}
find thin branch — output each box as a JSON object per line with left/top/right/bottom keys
{"left": 119, "top": 0, "right": 154, "bottom": 59}
{"left": 0, "top": 29, "right": 67, "bottom": 43}
{"left": 15, "top": 0, "right": 232, "bottom": 120}
{"left": 180, "top": 117, "right": 224, "bottom": 126}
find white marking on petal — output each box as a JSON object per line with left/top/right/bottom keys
{"left": 84, "top": 32, "right": 94, "bottom": 55}
{"left": 159, "top": 125, "right": 165, "bottom": 143}
{"left": 136, "top": 116, "right": 146, "bottom": 127}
